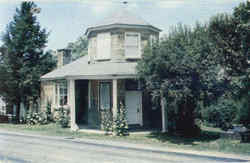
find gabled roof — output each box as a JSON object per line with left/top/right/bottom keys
{"left": 41, "top": 55, "right": 137, "bottom": 81}
{"left": 85, "top": 9, "right": 161, "bottom": 36}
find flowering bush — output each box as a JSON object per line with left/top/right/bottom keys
{"left": 101, "top": 109, "right": 113, "bottom": 134}
{"left": 26, "top": 111, "right": 48, "bottom": 125}
{"left": 55, "top": 106, "right": 70, "bottom": 128}
{"left": 101, "top": 103, "right": 129, "bottom": 136}
{"left": 113, "top": 103, "right": 129, "bottom": 136}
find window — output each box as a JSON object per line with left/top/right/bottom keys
{"left": 125, "top": 32, "right": 141, "bottom": 58}
{"left": 99, "top": 82, "right": 111, "bottom": 110}
{"left": 97, "top": 33, "right": 111, "bottom": 60}
{"left": 55, "top": 81, "right": 67, "bottom": 106}
{"left": 150, "top": 34, "right": 157, "bottom": 45}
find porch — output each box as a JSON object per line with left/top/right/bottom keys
{"left": 68, "top": 79, "right": 162, "bottom": 131}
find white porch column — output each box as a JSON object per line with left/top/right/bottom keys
{"left": 112, "top": 79, "right": 118, "bottom": 118}
{"left": 68, "top": 79, "right": 78, "bottom": 131}
{"left": 88, "top": 80, "right": 91, "bottom": 109}
{"left": 161, "top": 93, "right": 168, "bottom": 133}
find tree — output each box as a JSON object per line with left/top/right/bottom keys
{"left": 0, "top": 2, "right": 55, "bottom": 122}
{"left": 137, "top": 24, "right": 225, "bottom": 136}
{"left": 209, "top": 1, "right": 250, "bottom": 128}
{"left": 66, "top": 36, "right": 88, "bottom": 61}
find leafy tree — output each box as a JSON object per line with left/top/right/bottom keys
{"left": 67, "top": 36, "right": 88, "bottom": 61}
{"left": 209, "top": 1, "right": 250, "bottom": 128}
{"left": 0, "top": 2, "right": 55, "bottom": 122}
{"left": 137, "top": 24, "right": 225, "bottom": 136}
{"left": 201, "top": 96, "right": 238, "bottom": 130}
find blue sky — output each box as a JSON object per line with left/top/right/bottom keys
{"left": 0, "top": 0, "right": 245, "bottom": 50}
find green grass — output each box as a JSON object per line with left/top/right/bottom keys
{"left": 0, "top": 123, "right": 250, "bottom": 155}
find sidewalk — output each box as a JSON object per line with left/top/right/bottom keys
{"left": 1, "top": 128, "right": 250, "bottom": 162}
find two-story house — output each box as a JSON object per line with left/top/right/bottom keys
{"left": 41, "top": 9, "right": 162, "bottom": 131}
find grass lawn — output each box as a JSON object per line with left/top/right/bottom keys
{"left": 0, "top": 123, "right": 250, "bottom": 155}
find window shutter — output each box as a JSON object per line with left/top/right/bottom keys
{"left": 97, "top": 33, "right": 111, "bottom": 60}
{"left": 125, "top": 33, "right": 141, "bottom": 58}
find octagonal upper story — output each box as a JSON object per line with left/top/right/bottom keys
{"left": 85, "top": 9, "right": 161, "bottom": 63}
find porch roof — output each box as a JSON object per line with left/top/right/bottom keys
{"left": 41, "top": 55, "right": 138, "bottom": 81}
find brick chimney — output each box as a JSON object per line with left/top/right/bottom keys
{"left": 56, "top": 49, "right": 72, "bottom": 68}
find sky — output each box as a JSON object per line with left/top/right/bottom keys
{"left": 0, "top": 0, "right": 246, "bottom": 50}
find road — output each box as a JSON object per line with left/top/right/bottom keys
{"left": 0, "top": 131, "right": 249, "bottom": 163}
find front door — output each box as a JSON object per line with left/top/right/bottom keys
{"left": 125, "top": 91, "right": 142, "bottom": 125}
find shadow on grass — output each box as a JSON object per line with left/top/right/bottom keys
{"left": 146, "top": 130, "right": 221, "bottom": 146}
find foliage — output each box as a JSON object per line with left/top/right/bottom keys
{"left": 46, "top": 102, "right": 53, "bottom": 122}
{"left": 235, "top": 98, "right": 250, "bottom": 129}
{"left": 137, "top": 23, "right": 224, "bottom": 136}
{"left": 113, "top": 103, "right": 129, "bottom": 136}
{"left": 208, "top": 1, "right": 250, "bottom": 128}
{"left": 0, "top": 2, "right": 56, "bottom": 122}
{"left": 209, "top": 1, "right": 249, "bottom": 77}
{"left": 202, "top": 97, "right": 238, "bottom": 130}
{"left": 66, "top": 36, "right": 88, "bottom": 61}
{"left": 55, "top": 106, "right": 70, "bottom": 128}
{"left": 101, "top": 109, "right": 113, "bottom": 134}
{"left": 101, "top": 103, "right": 129, "bottom": 136}
{"left": 26, "top": 111, "right": 49, "bottom": 125}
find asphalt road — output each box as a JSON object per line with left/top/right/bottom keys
{"left": 0, "top": 131, "right": 249, "bottom": 163}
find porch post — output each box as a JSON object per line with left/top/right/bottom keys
{"left": 69, "top": 79, "right": 78, "bottom": 131}
{"left": 112, "top": 79, "right": 118, "bottom": 118}
{"left": 161, "top": 93, "right": 168, "bottom": 133}
{"left": 88, "top": 80, "right": 91, "bottom": 109}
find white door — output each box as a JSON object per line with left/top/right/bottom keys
{"left": 125, "top": 91, "right": 142, "bottom": 125}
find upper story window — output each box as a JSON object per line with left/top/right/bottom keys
{"left": 97, "top": 32, "right": 111, "bottom": 60}
{"left": 125, "top": 32, "right": 141, "bottom": 59}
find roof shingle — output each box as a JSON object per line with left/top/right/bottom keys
{"left": 41, "top": 55, "right": 137, "bottom": 80}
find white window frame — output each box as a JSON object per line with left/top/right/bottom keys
{"left": 99, "top": 82, "right": 111, "bottom": 110}
{"left": 96, "top": 32, "right": 111, "bottom": 60}
{"left": 55, "top": 81, "right": 68, "bottom": 107}
{"left": 125, "top": 32, "right": 141, "bottom": 59}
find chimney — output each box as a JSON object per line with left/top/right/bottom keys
{"left": 56, "top": 49, "right": 72, "bottom": 68}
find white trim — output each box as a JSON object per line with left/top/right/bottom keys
{"left": 140, "top": 91, "right": 143, "bottom": 126}
{"left": 112, "top": 79, "right": 118, "bottom": 118}
{"left": 69, "top": 79, "right": 78, "bottom": 131}
{"left": 41, "top": 75, "right": 137, "bottom": 81}
{"left": 125, "top": 32, "right": 141, "bottom": 59}
{"left": 85, "top": 24, "right": 162, "bottom": 36}
{"left": 67, "top": 75, "right": 137, "bottom": 80}
{"left": 88, "top": 80, "right": 91, "bottom": 109}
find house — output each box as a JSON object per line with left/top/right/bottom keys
{"left": 41, "top": 9, "right": 163, "bottom": 131}
{"left": 0, "top": 96, "right": 6, "bottom": 115}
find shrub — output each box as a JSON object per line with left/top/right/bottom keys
{"left": 26, "top": 111, "right": 48, "bottom": 125}
{"left": 101, "top": 103, "right": 129, "bottom": 136}
{"left": 113, "top": 103, "right": 129, "bottom": 136}
{"left": 202, "top": 97, "right": 238, "bottom": 130}
{"left": 55, "top": 106, "right": 70, "bottom": 128}
{"left": 46, "top": 102, "right": 53, "bottom": 122}
{"left": 235, "top": 98, "right": 250, "bottom": 129}
{"left": 101, "top": 109, "right": 113, "bottom": 134}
